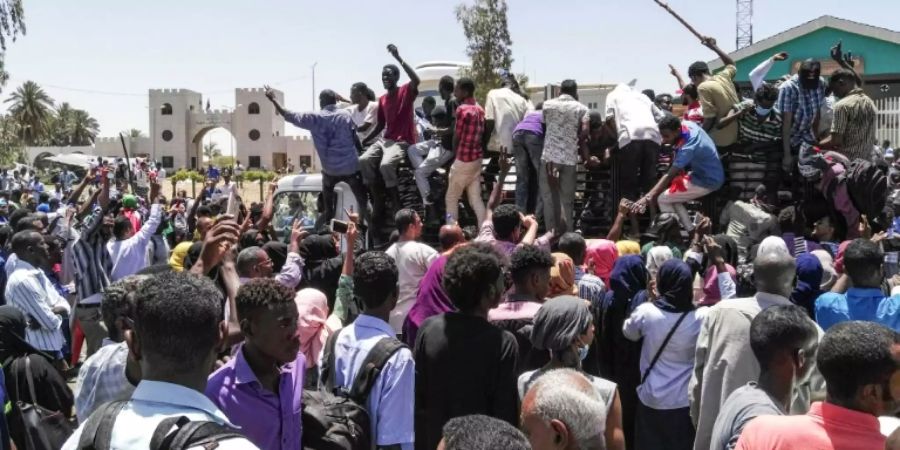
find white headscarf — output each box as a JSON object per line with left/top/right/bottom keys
{"left": 758, "top": 236, "right": 791, "bottom": 258}
{"left": 646, "top": 246, "right": 674, "bottom": 279}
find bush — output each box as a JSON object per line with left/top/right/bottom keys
{"left": 211, "top": 156, "right": 235, "bottom": 168}
{"left": 243, "top": 169, "right": 277, "bottom": 182}
{"left": 170, "top": 169, "right": 204, "bottom": 183}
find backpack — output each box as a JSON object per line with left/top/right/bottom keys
{"left": 302, "top": 329, "right": 407, "bottom": 450}
{"left": 76, "top": 401, "right": 245, "bottom": 450}
{"left": 844, "top": 158, "right": 888, "bottom": 223}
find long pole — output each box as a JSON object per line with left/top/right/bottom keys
{"left": 118, "top": 133, "right": 137, "bottom": 194}
{"left": 652, "top": 0, "right": 705, "bottom": 40}
{"left": 311, "top": 62, "right": 318, "bottom": 110}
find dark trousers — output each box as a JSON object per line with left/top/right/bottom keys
{"left": 512, "top": 131, "right": 544, "bottom": 217}
{"left": 612, "top": 140, "right": 659, "bottom": 218}
{"left": 321, "top": 171, "right": 369, "bottom": 229}
{"left": 634, "top": 402, "right": 695, "bottom": 450}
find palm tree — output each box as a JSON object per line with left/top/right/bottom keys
{"left": 69, "top": 109, "right": 99, "bottom": 146}
{"left": 5, "top": 80, "right": 53, "bottom": 145}
{"left": 203, "top": 142, "right": 221, "bottom": 160}
{"left": 124, "top": 128, "right": 144, "bottom": 139}
{"left": 49, "top": 101, "right": 74, "bottom": 146}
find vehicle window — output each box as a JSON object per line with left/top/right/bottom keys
{"left": 272, "top": 191, "right": 322, "bottom": 238}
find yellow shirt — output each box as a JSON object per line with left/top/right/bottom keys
{"left": 698, "top": 64, "right": 740, "bottom": 147}
{"left": 169, "top": 241, "right": 193, "bottom": 272}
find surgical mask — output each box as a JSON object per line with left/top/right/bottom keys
{"left": 577, "top": 338, "right": 590, "bottom": 361}
{"left": 755, "top": 105, "right": 772, "bottom": 116}
{"left": 800, "top": 75, "right": 821, "bottom": 90}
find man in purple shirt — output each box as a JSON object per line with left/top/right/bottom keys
{"left": 206, "top": 279, "right": 305, "bottom": 450}
{"left": 512, "top": 104, "right": 544, "bottom": 217}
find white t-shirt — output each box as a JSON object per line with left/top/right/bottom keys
{"left": 484, "top": 87, "right": 532, "bottom": 152}
{"left": 605, "top": 83, "right": 662, "bottom": 148}
{"left": 347, "top": 102, "right": 380, "bottom": 142}
{"left": 385, "top": 240, "right": 439, "bottom": 334}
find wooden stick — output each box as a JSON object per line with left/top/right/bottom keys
{"left": 652, "top": 0, "right": 704, "bottom": 40}
{"left": 118, "top": 133, "right": 137, "bottom": 195}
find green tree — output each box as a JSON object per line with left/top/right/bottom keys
{"left": 203, "top": 142, "right": 221, "bottom": 160}
{"left": 455, "top": 0, "right": 513, "bottom": 104}
{"left": 124, "top": 128, "right": 144, "bottom": 139}
{"left": 0, "top": 114, "right": 23, "bottom": 165}
{"left": 48, "top": 102, "right": 74, "bottom": 146}
{"left": 70, "top": 109, "right": 99, "bottom": 145}
{"left": 5, "top": 80, "right": 53, "bottom": 145}
{"left": 0, "top": 0, "right": 24, "bottom": 92}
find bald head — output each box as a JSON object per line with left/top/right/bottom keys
{"left": 753, "top": 251, "right": 797, "bottom": 298}
{"left": 439, "top": 225, "right": 465, "bottom": 252}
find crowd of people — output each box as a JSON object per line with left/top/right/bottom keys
{"left": 0, "top": 36, "right": 899, "bottom": 450}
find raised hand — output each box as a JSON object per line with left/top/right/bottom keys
{"left": 263, "top": 85, "right": 277, "bottom": 102}
{"left": 498, "top": 146, "right": 512, "bottom": 174}
{"left": 773, "top": 52, "right": 789, "bottom": 61}
{"left": 700, "top": 36, "right": 717, "bottom": 48}
{"left": 387, "top": 44, "right": 399, "bottom": 59}
{"left": 291, "top": 218, "right": 309, "bottom": 245}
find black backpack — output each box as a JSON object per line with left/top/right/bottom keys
{"left": 844, "top": 159, "right": 888, "bottom": 221}
{"left": 75, "top": 401, "right": 245, "bottom": 450}
{"left": 302, "top": 329, "right": 407, "bottom": 450}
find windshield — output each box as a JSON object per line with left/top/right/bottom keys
{"left": 272, "top": 191, "right": 321, "bottom": 239}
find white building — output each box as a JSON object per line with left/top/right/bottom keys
{"left": 527, "top": 83, "right": 616, "bottom": 111}
{"left": 27, "top": 87, "right": 319, "bottom": 172}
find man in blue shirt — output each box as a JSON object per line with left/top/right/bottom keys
{"left": 264, "top": 86, "right": 369, "bottom": 228}
{"left": 632, "top": 116, "right": 724, "bottom": 232}
{"left": 319, "top": 251, "right": 414, "bottom": 450}
{"left": 816, "top": 238, "right": 900, "bottom": 330}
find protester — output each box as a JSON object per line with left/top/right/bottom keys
{"left": 107, "top": 182, "right": 162, "bottom": 281}
{"left": 690, "top": 250, "right": 807, "bottom": 450}
{"left": 735, "top": 321, "right": 897, "bottom": 450}
{"left": 520, "top": 368, "right": 608, "bottom": 450}
{"left": 820, "top": 68, "right": 877, "bottom": 161}
{"left": 522, "top": 296, "right": 625, "bottom": 450}
{"left": 407, "top": 105, "right": 454, "bottom": 222}
{"left": 484, "top": 72, "right": 532, "bottom": 156}
{"left": 816, "top": 238, "right": 900, "bottom": 330}
{"left": 690, "top": 37, "right": 740, "bottom": 149}
{"left": 558, "top": 232, "right": 606, "bottom": 305}
{"left": 513, "top": 104, "right": 546, "bottom": 217}
{"left": 206, "top": 279, "right": 305, "bottom": 450}
{"left": 415, "top": 243, "right": 518, "bottom": 450}
{"left": 445, "top": 77, "right": 487, "bottom": 226}
{"left": 294, "top": 288, "right": 336, "bottom": 388}
{"left": 777, "top": 60, "right": 827, "bottom": 172}
{"left": 386, "top": 209, "right": 439, "bottom": 334}
{"left": 438, "top": 414, "right": 531, "bottom": 450}
{"left": 320, "top": 249, "right": 415, "bottom": 449}
{"left": 709, "top": 305, "right": 819, "bottom": 450}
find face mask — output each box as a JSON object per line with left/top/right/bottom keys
{"left": 577, "top": 338, "right": 590, "bottom": 361}
{"left": 756, "top": 105, "right": 772, "bottom": 116}
{"left": 800, "top": 75, "right": 820, "bottom": 90}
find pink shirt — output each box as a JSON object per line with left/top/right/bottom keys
{"left": 735, "top": 401, "right": 885, "bottom": 450}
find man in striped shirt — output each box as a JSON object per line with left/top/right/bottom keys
{"left": 72, "top": 169, "right": 113, "bottom": 356}
{"left": 820, "top": 69, "right": 877, "bottom": 162}
{"left": 6, "top": 230, "right": 70, "bottom": 356}
{"left": 719, "top": 83, "right": 784, "bottom": 145}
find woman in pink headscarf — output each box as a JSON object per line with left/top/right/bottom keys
{"left": 295, "top": 288, "right": 340, "bottom": 388}
{"left": 585, "top": 239, "right": 619, "bottom": 286}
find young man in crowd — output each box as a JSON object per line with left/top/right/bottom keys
{"left": 819, "top": 68, "right": 877, "bottom": 161}
{"left": 415, "top": 243, "right": 519, "bottom": 450}
{"left": 322, "top": 251, "right": 415, "bottom": 450}
{"left": 235, "top": 218, "right": 306, "bottom": 289}
{"left": 519, "top": 368, "right": 608, "bottom": 450}
{"left": 73, "top": 275, "right": 146, "bottom": 422}
{"left": 6, "top": 230, "right": 70, "bottom": 357}
{"left": 483, "top": 72, "right": 532, "bottom": 157}
{"left": 690, "top": 250, "right": 808, "bottom": 450}
{"left": 735, "top": 321, "right": 898, "bottom": 449}
{"left": 690, "top": 36, "right": 739, "bottom": 150}
{"left": 816, "top": 238, "right": 900, "bottom": 330}
{"left": 344, "top": 82, "right": 379, "bottom": 145}
{"left": 386, "top": 209, "right": 439, "bottom": 335}
{"left": 719, "top": 185, "right": 779, "bottom": 263}
{"left": 488, "top": 244, "right": 553, "bottom": 369}
{"left": 512, "top": 102, "right": 545, "bottom": 218}
{"left": 445, "top": 77, "right": 487, "bottom": 226}
{"left": 62, "top": 269, "right": 255, "bottom": 449}
{"left": 603, "top": 82, "right": 663, "bottom": 217}
{"left": 206, "top": 278, "right": 305, "bottom": 450}
{"left": 360, "top": 44, "right": 421, "bottom": 222}
{"left": 107, "top": 181, "right": 162, "bottom": 281}
{"left": 540, "top": 79, "right": 593, "bottom": 232}
{"left": 265, "top": 86, "right": 369, "bottom": 228}
{"left": 632, "top": 116, "right": 724, "bottom": 232}
{"left": 709, "top": 305, "right": 819, "bottom": 450}
{"left": 777, "top": 60, "right": 827, "bottom": 172}
{"left": 407, "top": 105, "right": 454, "bottom": 223}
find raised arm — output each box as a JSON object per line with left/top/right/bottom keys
{"left": 66, "top": 167, "right": 95, "bottom": 206}
{"left": 830, "top": 41, "right": 863, "bottom": 86}
{"left": 701, "top": 36, "right": 734, "bottom": 66}
{"left": 485, "top": 148, "right": 512, "bottom": 223}
{"left": 264, "top": 85, "right": 290, "bottom": 117}
{"left": 606, "top": 200, "right": 631, "bottom": 241}
{"left": 255, "top": 181, "right": 279, "bottom": 231}
{"left": 717, "top": 104, "right": 751, "bottom": 130}
{"left": 218, "top": 247, "right": 244, "bottom": 349}
{"left": 749, "top": 52, "right": 787, "bottom": 92}
{"left": 669, "top": 64, "right": 686, "bottom": 90}
{"left": 387, "top": 44, "right": 420, "bottom": 88}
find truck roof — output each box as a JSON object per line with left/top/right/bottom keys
{"left": 275, "top": 174, "right": 323, "bottom": 192}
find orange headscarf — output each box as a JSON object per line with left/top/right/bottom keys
{"left": 548, "top": 253, "right": 578, "bottom": 298}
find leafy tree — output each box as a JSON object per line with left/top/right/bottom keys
{"left": 123, "top": 128, "right": 144, "bottom": 139}
{"left": 455, "top": 0, "right": 513, "bottom": 104}
{"left": 48, "top": 102, "right": 74, "bottom": 146}
{"left": 0, "top": 114, "right": 23, "bottom": 165}
{"left": 0, "top": 0, "right": 24, "bottom": 91}
{"left": 70, "top": 109, "right": 99, "bottom": 145}
{"left": 203, "top": 142, "right": 221, "bottom": 160}
{"left": 5, "top": 80, "right": 53, "bottom": 145}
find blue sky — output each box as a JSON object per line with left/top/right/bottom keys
{"left": 2, "top": 0, "right": 898, "bottom": 149}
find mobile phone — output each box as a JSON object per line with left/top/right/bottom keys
{"left": 330, "top": 219, "right": 348, "bottom": 234}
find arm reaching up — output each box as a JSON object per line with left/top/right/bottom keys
{"left": 387, "top": 44, "right": 420, "bottom": 88}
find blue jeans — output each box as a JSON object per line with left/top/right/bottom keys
{"left": 512, "top": 131, "right": 544, "bottom": 215}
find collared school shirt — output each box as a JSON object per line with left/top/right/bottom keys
{"left": 735, "top": 401, "right": 885, "bottom": 450}
{"left": 73, "top": 341, "right": 135, "bottom": 422}
{"left": 6, "top": 258, "right": 70, "bottom": 352}
{"left": 61, "top": 380, "right": 258, "bottom": 449}
{"left": 206, "top": 345, "right": 305, "bottom": 450}
{"left": 815, "top": 287, "right": 900, "bottom": 331}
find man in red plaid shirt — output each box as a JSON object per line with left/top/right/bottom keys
{"left": 445, "top": 77, "right": 487, "bottom": 226}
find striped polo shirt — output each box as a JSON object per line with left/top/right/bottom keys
{"left": 831, "top": 88, "right": 877, "bottom": 161}
{"left": 735, "top": 100, "right": 783, "bottom": 144}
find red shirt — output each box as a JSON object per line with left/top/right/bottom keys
{"left": 454, "top": 98, "right": 485, "bottom": 162}
{"left": 377, "top": 82, "right": 418, "bottom": 145}
{"left": 735, "top": 401, "right": 885, "bottom": 450}
{"left": 683, "top": 101, "right": 704, "bottom": 125}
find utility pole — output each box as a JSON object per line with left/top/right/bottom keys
{"left": 311, "top": 62, "right": 318, "bottom": 110}
{"left": 736, "top": 0, "right": 753, "bottom": 50}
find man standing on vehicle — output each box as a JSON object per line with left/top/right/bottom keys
{"left": 265, "top": 85, "right": 370, "bottom": 228}
{"left": 360, "top": 44, "right": 421, "bottom": 225}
